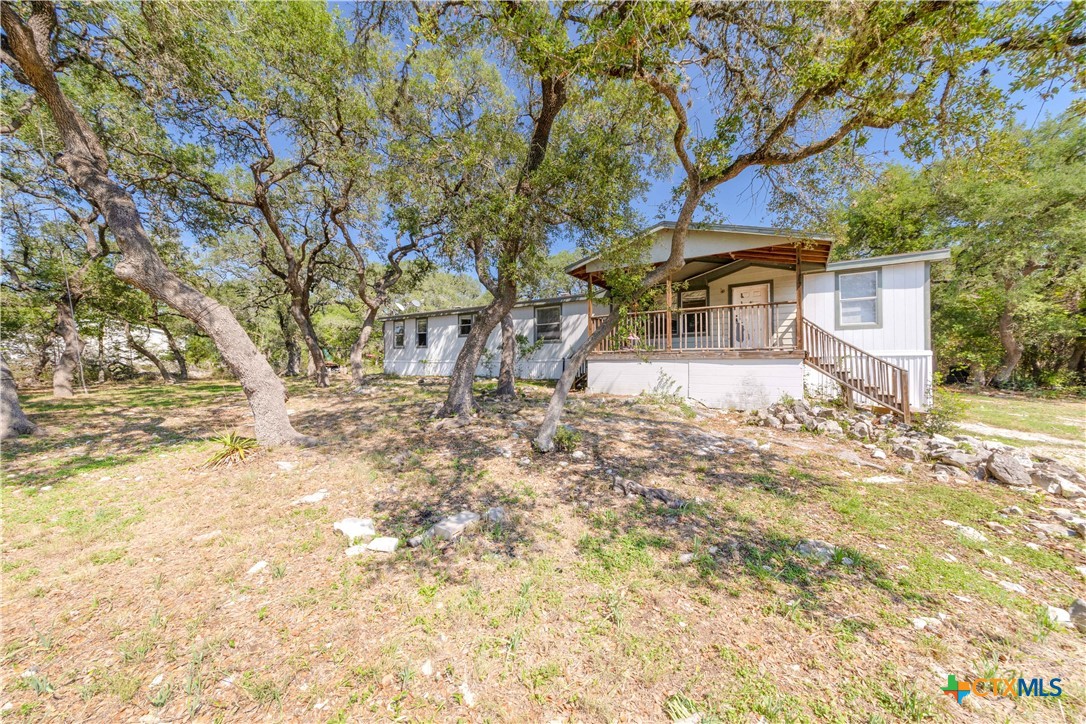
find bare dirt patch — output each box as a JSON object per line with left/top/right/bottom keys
{"left": 2, "top": 378, "right": 1084, "bottom": 722}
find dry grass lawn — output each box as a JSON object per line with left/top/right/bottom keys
{"left": 2, "top": 377, "right": 1084, "bottom": 722}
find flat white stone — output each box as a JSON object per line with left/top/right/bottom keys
{"left": 275, "top": 461, "right": 296, "bottom": 471}
{"left": 334, "top": 518, "right": 376, "bottom": 543}
{"left": 420, "top": 660, "right": 433, "bottom": 677}
{"left": 345, "top": 545, "right": 367, "bottom": 557}
{"left": 247, "top": 561, "right": 268, "bottom": 576}
{"left": 294, "top": 489, "right": 328, "bottom": 505}
{"left": 434, "top": 511, "right": 481, "bottom": 541}
{"left": 863, "top": 475, "right": 904, "bottom": 484}
{"left": 459, "top": 682, "right": 476, "bottom": 708}
{"left": 367, "top": 537, "right": 399, "bottom": 553}
{"left": 1046, "top": 606, "right": 1071, "bottom": 626}
{"left": 999, "top": 580, "right": 1027, "bottom": 595}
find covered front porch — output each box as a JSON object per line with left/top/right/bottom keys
{"left": 570, "top": 225, "right": 832, "bottom": 357}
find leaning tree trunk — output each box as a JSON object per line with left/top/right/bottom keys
{"left": 440, "top": 290, "right": 516, "bottom": 417}
{"left": 495, "top": 313, "right": 516, "bottom": 398}
{"left": 534, "top": 194, "right": 702, "bottom": 451}
{"left": 993, "top": 309, "right": 1023, "bottom": 386}
{"left": 289, "top": 302, "right": 328, "bottom": 388}
{"left": 160, "top": 322, "right": 188, "bottom": 381}
{"left": 1, "top": 356, "right": 36, "bottom": 439}
{"left": 1, "top": 7, "right": 309, "bottom": 446}
{"left": 52, "top": 295, "right": 84, "bottom": 398}
{"left": 32, "top": 337, "right": 53, "bottom": 382}
{"left": 350, "top": 306, "right": 381, "bottom": 388}
{"left": 126, "top": 323, "right": 174, "bottom": 383}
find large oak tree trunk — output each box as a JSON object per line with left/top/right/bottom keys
{"left": 290, "top": 301, "right": 328, "bottom": 388}
{"left": 1, "top": 356, "right": 36, "bottom": 440}
{"left": 350, "top": 307, "right": 380, "bottom": 387}
{"left": 2, "top": 4, "right": 309, "bottom": 445}
{"left": 440, "top": 290, "right": 516, "bottom": 417}
{"left": 52, "top": 295, "right": 83, "bottom": 398}
{"left": 993, "top": 308, "right": 1023, "bottom": 386}
{"left": 126, "top": 323, "right": 174, "bottom": 383}
{"left": 496, "top": 313, "right": 516, "bottom": 398}
{"left": 277, "top": 307, "right": 302, "bottom": 377}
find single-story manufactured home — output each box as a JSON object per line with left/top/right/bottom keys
{"left": 382, "top": 223, "right": 950, "bottom": 420}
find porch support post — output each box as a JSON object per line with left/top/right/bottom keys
{"left": 794, "top": 245, "right": 804, "bottom": 351}
{"left": 665, "top": 273, "right": 673, "bottom": 351}
{"left": 586, "top": 273, "right": 594, "bottom": 331}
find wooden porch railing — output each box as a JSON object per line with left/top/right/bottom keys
{"left": 589, "top": 302, "right": 798, "bottom": 353}
{"left": 802, "top": 319, "right": 911, "bottom": 422}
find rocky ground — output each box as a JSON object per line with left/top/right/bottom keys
{"left": 1, "top": 377, "right": 1084, "bottom": 722}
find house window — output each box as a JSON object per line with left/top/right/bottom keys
{"left": 458, "top": 314, "right": 474, "bottom": 337}
{"left": 416, "top": 318, "right": 428, "bottom": 347}
{"left": 680, "top": 289, "right": 707, "bottom": 334}
{"left": 837, "top": 269, "right": 880, "bottom": 328}
{"left": 393, "top": 320, "right": 405, "bottom": 348}
{"left": 535, "top": 305, "right": 561, "bottom": 343}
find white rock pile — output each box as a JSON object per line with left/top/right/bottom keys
{"left": 333, "top": 517, "right": 399, "bottom": 556}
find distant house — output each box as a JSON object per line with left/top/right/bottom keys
{"left": 382, "top": 223, "right": 948, "bottom": 420}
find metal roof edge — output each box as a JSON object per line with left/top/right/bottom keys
{"left": 563, "top": 220, "right": 835, "bottom": 274}
{"left": 379, "top": 293, "right": 588, "bottom": 322}
{"left": 824, "top": 248, "right": 952, "bottom": 271}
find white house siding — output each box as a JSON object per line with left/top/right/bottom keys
{"left": 383, "top": 300, "right": 591, "bottom": 380}
{"left": 802, "top": 259, "right": 933, "bottom": 409}
{"left": 588, "top": 357, "right": 804, "bottom": 410}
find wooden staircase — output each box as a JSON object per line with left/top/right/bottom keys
{"left": 801, "top": 319, "right": 911, "bottom": 423}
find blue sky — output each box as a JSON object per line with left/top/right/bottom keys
{"left": 631, "top": 80, "right": 1077, "bottom": 230}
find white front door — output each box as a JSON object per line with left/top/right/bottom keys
{"left": 732, "top": 283, "right": 771, "bottom": 348}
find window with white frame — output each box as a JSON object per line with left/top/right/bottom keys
{"left": 458, "top": 314, "right": 474, "bottom": 337}
{"left": 393, "top": 320, "right": 405, "bottom": 348}
{"left": 535, "top": 305, "right": 561, "bottom": 343}
{"left": 837, "top": 270, "right": 880, "bottom": 327}
{"left": 416, "top": 318, "right": 428, "bottom": 347}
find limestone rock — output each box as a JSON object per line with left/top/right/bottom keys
{"left": 1059, "top": 481, "right": 1085, "bottom": 499}
{"left": 367, "top": 537, "right": 399, "bottom": 553}
{"left": 293, "top": 489, "right": 328, "bottom": 505}
{"left": 998, "top": 580, "right": 1027, "bottom": 595}
{"left": 986, "top": 452, "right": 1031, "bottom": 487}
{"left": 484, "top": 506, "right": 507, "bottom": 524}
{"left": 894, "top": 445, "right": 923, "bottom": 462}
{"left": 434, "top": 511, "right": 482, "bottom": 541}
{"left": 1069, "top": 599, "right": 1086, "bottom": 633}
{"left": 795, "top": 539, "right": 836, "bottom": 564}
{"left": 334, "top": 518, "right": 376, "bottom": 543}
{"left": 1046, "top": 606, "right": 1072, "bottom": 627}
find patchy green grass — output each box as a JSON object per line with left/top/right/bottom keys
{"left": 1, "top": 378, "right": 1082, "bottom": 722}
{"left": 952, "top": 389, "right": 1085, "bottom": 441}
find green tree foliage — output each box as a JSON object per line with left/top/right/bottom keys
{"left": 842, "top": 113, "right": 1086, "bottom": 387}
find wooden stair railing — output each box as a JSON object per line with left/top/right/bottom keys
{"left": 801, "top": 319, "right": 911, "bottom": 423}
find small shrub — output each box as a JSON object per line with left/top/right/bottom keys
{"left": 203, "top": 431, "right": 258, "bottom": 468}
{"left": 915, "top": 385, "right": 965, "bottom": 437}
{"left": 553, "top": 425, "right": 582, "bottom": 452}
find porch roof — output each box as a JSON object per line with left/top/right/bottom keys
{"left": 565, "top": 221, "right": 833, "bottom": 289}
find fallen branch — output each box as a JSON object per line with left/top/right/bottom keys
{"left": 612, "top": 475, "right": 685, "bottom": 508}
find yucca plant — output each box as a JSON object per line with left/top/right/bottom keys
{"left": 203, "top": 431, "right": 259, "bottom": 468}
